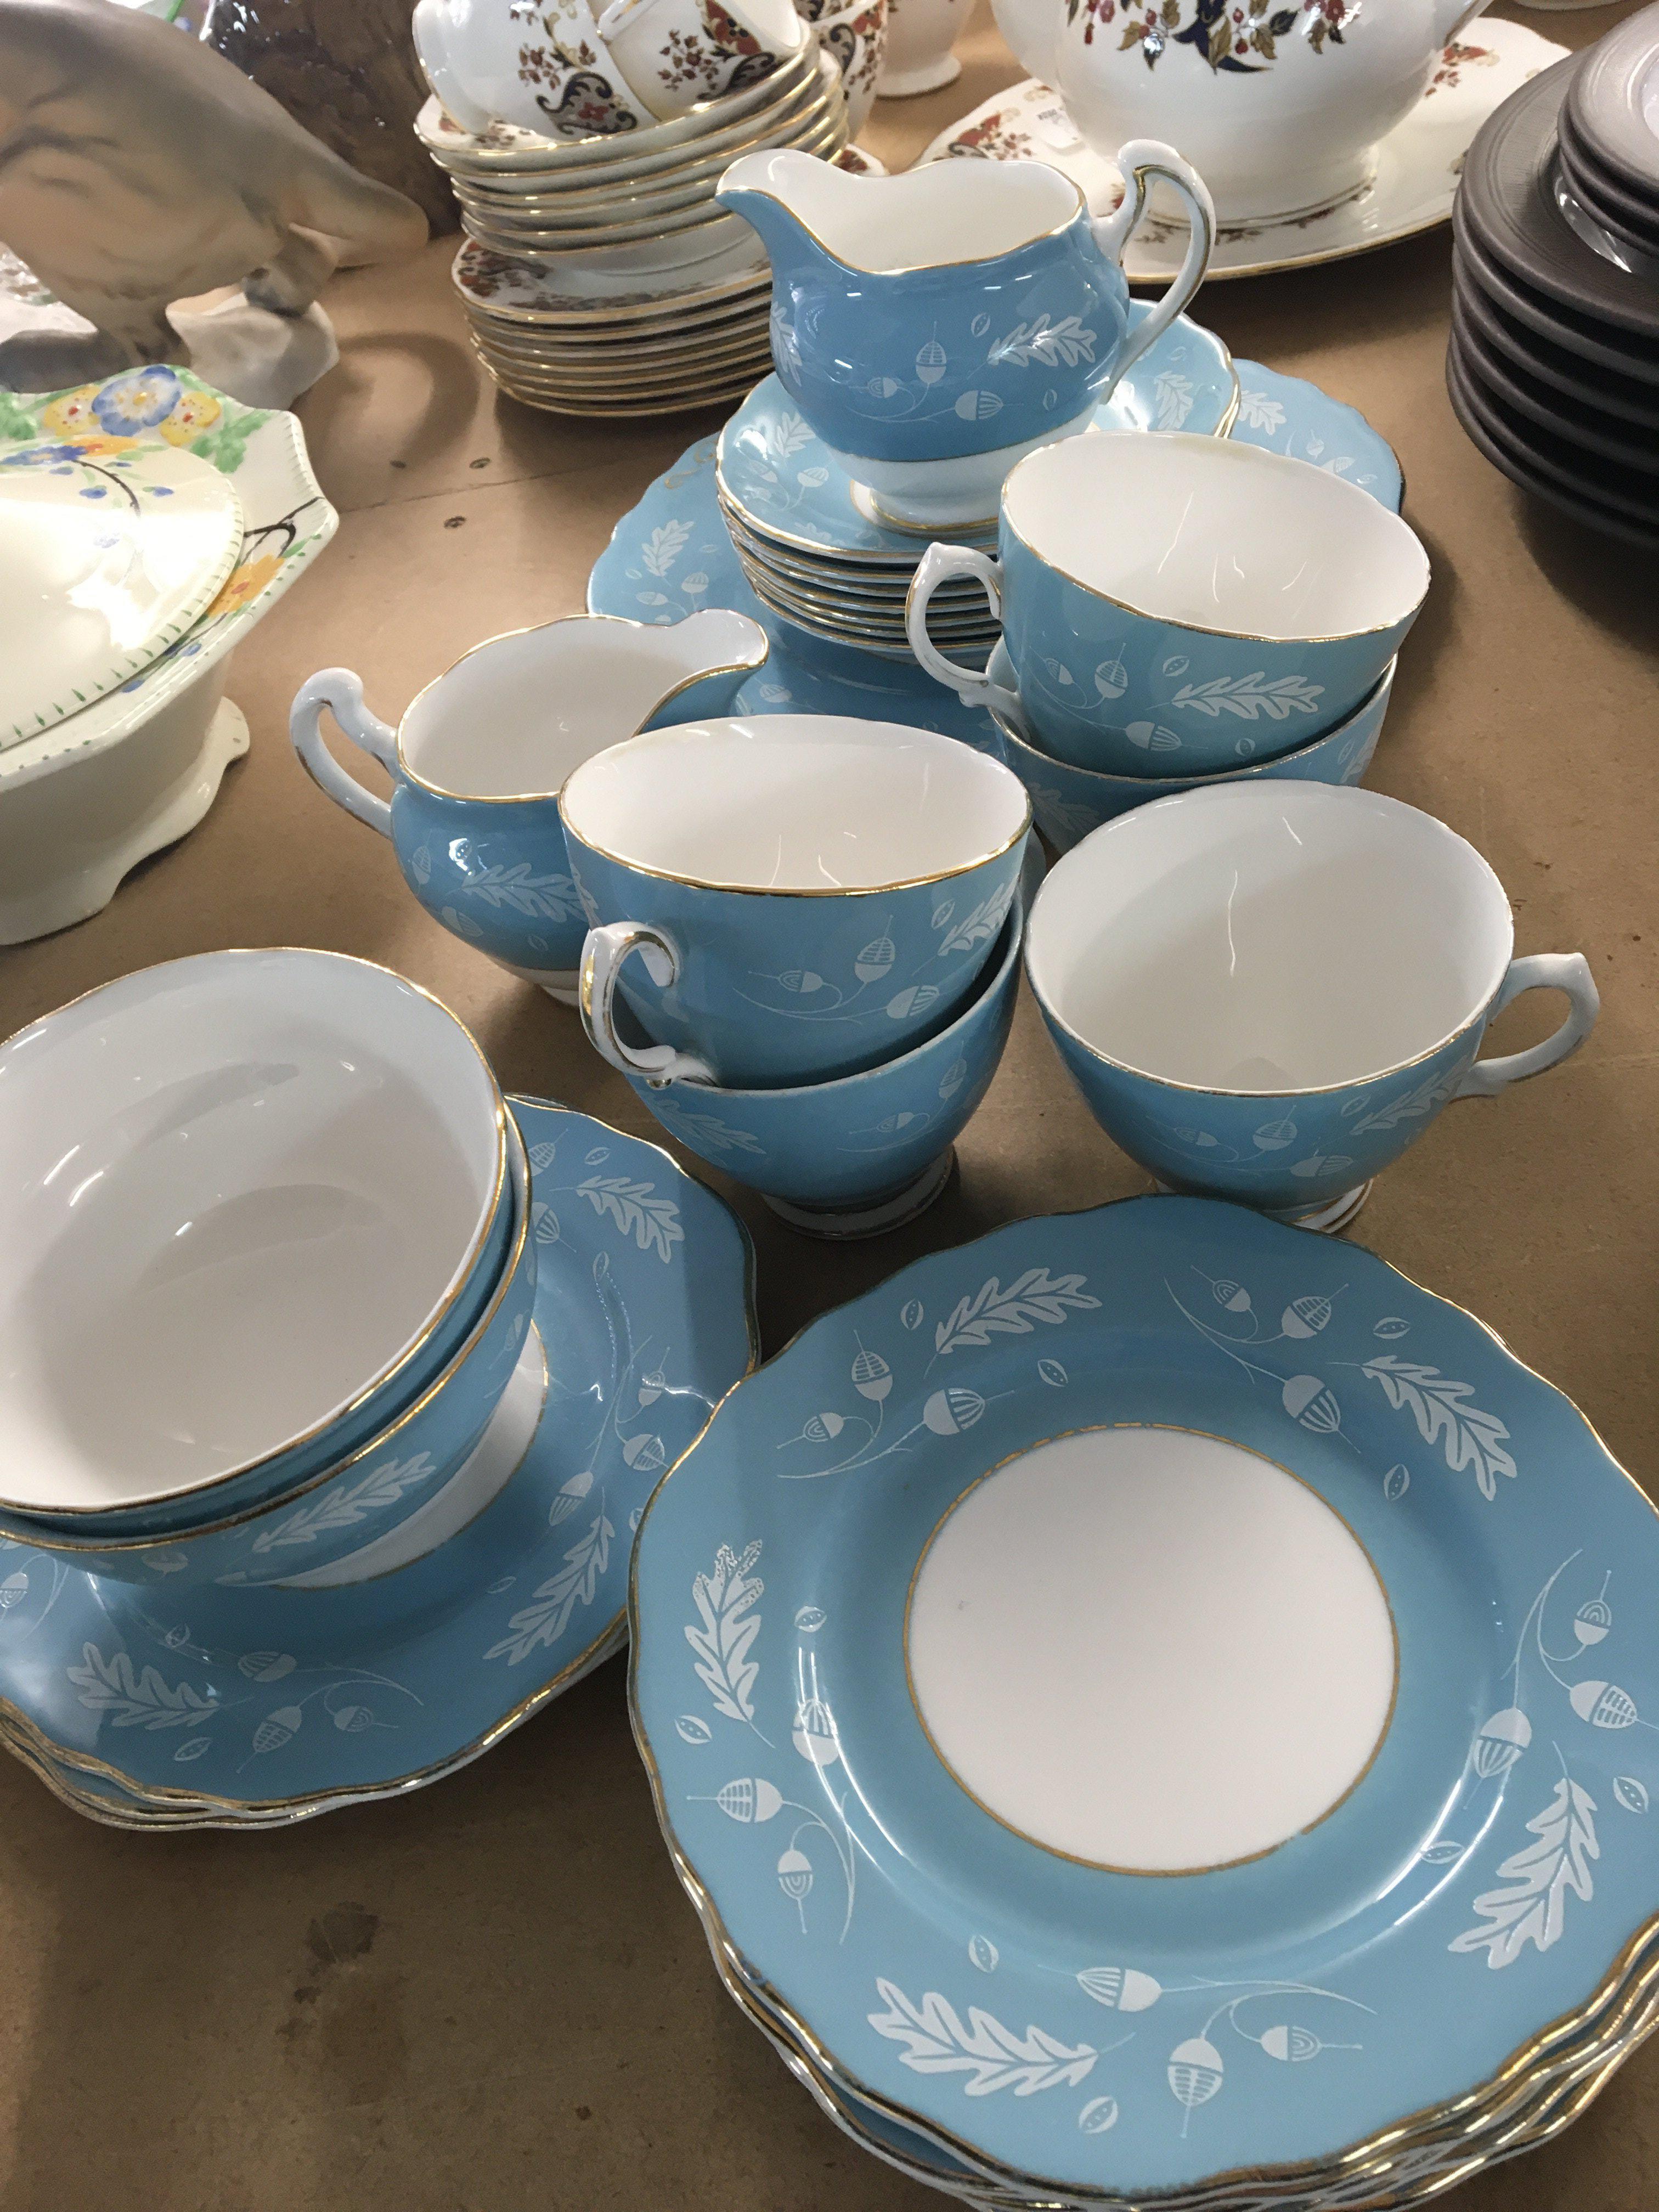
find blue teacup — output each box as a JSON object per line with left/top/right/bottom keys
{"left": 290, "top": 611, "right": 768, "bottom": 1005}
{"left": 717, "top": 145, "right": 1214, "bottom": 528}
{"left": 990, "top": 646, "right": 1396, "bottom": 853}
{"left": 1025, "top": 782, "right": 1599, "bottom": 1231}
{"left": 568, "top": 714, "right": 1031, "bottom": 1089}
{"left": 619, "top": 839, "right": 1041, "bottom": 1235}
{"left": 909, "top": 431, "right": 1430, "bottom": 775}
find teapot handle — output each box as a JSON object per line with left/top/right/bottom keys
{"left": 1091, "top": 139, "right": 1216, "bottom": 404}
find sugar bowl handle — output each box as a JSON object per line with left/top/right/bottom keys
{"left": 906, "top": 545, "right": 1023, "bottom": 717}
{"left": 289, "top": 668, "right": 398, "bottom": 837}
{"left": 580, "top": 922, "right": 718, "bottom": 1087}
{"left": 1455, "top": 953, "right": 1600, "bottom": 1098}
{"left": 1091, "top": 139, "right": 1216, "bottom": 404}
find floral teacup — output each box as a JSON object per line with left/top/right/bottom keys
{"left": 596, "top": 0, "right": 805, "bottom": 119}
{"left": 413, "top": 0, "right": 656, "bottom": 138}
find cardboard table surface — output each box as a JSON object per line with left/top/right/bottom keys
{"left": 1, "top": 9, "right": 1656, "bottom": 2206}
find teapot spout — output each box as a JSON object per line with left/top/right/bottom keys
{"left": 1432, "top": 0, "right": 1491, "bottom": 47}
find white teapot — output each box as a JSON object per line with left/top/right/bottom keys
{"left": 997, "top": 0, "right": 1491, "bottom": 225}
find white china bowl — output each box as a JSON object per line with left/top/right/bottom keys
{"left": 0, "top": 950, "right": 507, "bottom": 1516}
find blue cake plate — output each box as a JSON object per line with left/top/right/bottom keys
{"left": 587, "top": 354, "right": 1401, "bottom": 741}
{"left": 0, "top": 1102, "right": 755, "bottom": 1822}
{"left": 630, "top": 1195, "right": 1659, "bottom": 2199}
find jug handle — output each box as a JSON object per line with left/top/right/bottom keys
{"left": 905, "top": 546, "right": 1023, "bottom": 718}
{"left": 290, "top": 668, "right": 398, "bottom": 838}
{"left": 1091, "top": 140, "right": 1216, "bottom": 403}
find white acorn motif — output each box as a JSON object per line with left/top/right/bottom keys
{"left": 1167, "top": 2036, "right": 1224, "bottom": 2109}
{"left": 793, "top": 1657, "right": 840, "bottom": 1768}
{"left": 1125, "top": 721, "right": 1180, "bottom": 752}
{"left": 1282, "top": 1294, "right": 1340, "bottom": 1339}
{"left": 715, "top": 1777, "right": 784, "bottom": 1822}
{"left": 777, "top": 1846, "right": 813, "bottom": 1901}
{"left": 1291, "top": 1152, "right": 1354, "bottom": 1178}
{"left": 1470, "top": 1705, "right": 1531, "bottom": 1778}
{"left": 778, "top": 970, "right": 825, "bottom": 994}
{"left": 532, "top": 1203, "right": 561, "bottom": 1246}
{"left": 1570, "top": 1679, "right": 1639, "bottom": 1730}
{"left": 1093, "top": 657, "right": 1127, "bottom": 699}
{"left": 968, "top": 1934, "right": 998, "bottom": 1973}
{"left": 410, "top": 844, "right": 432, "bottom": 885}
{"left": 867, "top": 375, "right": 902, "bottom": 399}
{"left": 1260, "top": 2025, "right": 1323, "bottom": 2063}
{"left": 252, "top": 1705, "right": 303, "bottom": 1754}
{"left": 1209, "top": 1278, "right": 1251, "bottom": 1313}
{"left": 886, "top": 985, "right": 940, "bottom": 1020}
{"left": 953, "top": 389, "right": 1002, "bottom": 421}
{"left": 548, "top": 1469, "right": 595, "bottom": 1525}
{"left": 622, "top": 1432, "right": 666, "bottom": 1471}
{"left": 1076, "top": 1966, "right": 1161, "bottom": 2012}
{"left": 855, "top": 936, "right": 896, "bottom": 983}
{"left": 937, "top": 1059, "right": 967, "bottom": 1102}
{"left": 851, "top": 1340, "right": 892, "bottom": 1402}
{"left": 1078, "top": 2096, "right": 1119, "bottom": 2134}
{"left": 637, "top": 1369, "right": 665, "bottom": 1408}
{"left": 1282, "top": 1375, "right": 1341, "bottom": 1433}
{"left": 238, "top": 1650, "right": 296, "bottom": 1681}
{"left": 923, "top": 1386, "right": 985, "bottom": 1436}
{"left": 0, "top": 1570, "right": 27, "bottom": 1609}
{"left": 1253, "top": 1118, "right": 1297, "bottom": 1150}
{"left": 333, "top": 1705, "right": 374, "bottom": 1733}
{"left": 876, "top": 1113, "right": 919, "bottom": 1135}
{"left": 1575, "top": 1589, "right": 1613, "bottom": 1645}
{"left": 803, "top": 1412, "right": 845, "bottom": 1442}
{"left": 916, "top": 337, "right": 947, "bottom": 384}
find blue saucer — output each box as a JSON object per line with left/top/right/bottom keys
{"left": 630, "top": 1196, "right": 1659, "bottom": 2197}
{"left": 586, "top": 361, "right": 1401, "bottom": 743}
{"left": 0, "top": 1103, "right": 755, "bottom": 1819}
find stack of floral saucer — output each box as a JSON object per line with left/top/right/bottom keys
{"left": 631, "top": 1195, "right": 1659, "bottom": 2207}
{"left": 1449, "top": 27, "right": 1659, "bottom": 546}
{"left": 715, "top": 307, "right": 1238, "bottom": 661}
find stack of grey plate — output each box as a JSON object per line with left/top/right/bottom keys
{"left": 1449, "top": 13, "right": 1659, "bottom": 547}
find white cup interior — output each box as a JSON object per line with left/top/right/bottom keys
{"left": 561, "top": 714, "right": 1030, "bottom": 890}
{"left": 1003, "top": 432, "right": 1430, "bottom": 641}
{"left": 0, "top": 951, "right": 503, "bottom": 1513}
{"left": 1026, "top": 784, "right": 1514, "bottom": 1092}
{"left": 723, "top": 148, "right": 1082, "bottom": 272}
{"left": 399, "top": 611, "right": 762, "bottom": 799}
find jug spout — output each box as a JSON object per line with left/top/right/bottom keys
{"left": 716, "top": 148, "right": 858, "bottom": 276}
{"left": 1432, "top": 0, "right": 1491, "bottom": 47}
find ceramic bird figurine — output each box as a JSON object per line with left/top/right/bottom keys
{"left": 0, "top": 0, "right": 427, "bottom": 393}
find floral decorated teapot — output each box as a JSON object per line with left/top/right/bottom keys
{"left": 997, "top": 0, "right": 1492, "bottom": 224}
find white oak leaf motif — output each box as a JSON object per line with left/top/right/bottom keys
{"left": 249, "top": 1453, "right": 440, "bottom": 1553}
{"left": 654, "top": 1104, "right": 766, "bottom": 1158}
{"left": 938, "top": 882, "right": 1017, "bottom": 958}
{"left": 577, "top": 1175, "right": 684, "bottom": 1262}
{"left": 1342, "top": 1065, "right": 1463, "bottom": 1133}
{"left": 459, "top": 862, "right": 582, "bottom": 921}
{"left": 1152, "top": 369, "right": 1195, "bottom": 430}
{"left": 67, "top": 1644, "right": 214, "bottom": 1730}
{"left": 1235, "top": 388, "right": 1287, "bottom": 432}
{"left": 640, "top": 518, "right": 692, "bottom": 578}
{"left": 867, "top": 1979, "right": 1097, "bottom": 2096}
{"left": 1449, "top": 1775, "right": 1599, "bottom": 1967}
{"left": 484, "top": 1511, "right": 613, "bottom": 1666}
{"left": 987, "top": 315, "right": 1098, "bottom": 369}
{"left": 686, "top": 1541, "right": 765, "bottom": 1725}
{"left": 934, "top": 1268, "right": 1101, "bottom": 1355}
{"left": 772, "top": 410, "right": 814, "bottom": 458}
{"left": 1167, "top": 673, "right": 1326, "bottom": 721}
{"left": 1358, "top": 1356, "right": 1516, "bottom": 1498}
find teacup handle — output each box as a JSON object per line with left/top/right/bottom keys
{"left": 290, "top": 668, "right": 397, "bottom": 838}
{"left": 1454, "top": 953, "right": 1600, "bottom": 1098}
{"left": 580, "top": 922, "right": 718, "bottom": 1088}
{"left": 1091, "top": 139, "right": 1216, "bottom": 404}
{"left": 905, "top": 545, "right": 1023, "bottom": 714}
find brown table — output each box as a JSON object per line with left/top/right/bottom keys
{"left": 2, "top": 10, "right": 1657, "bottom": 2205}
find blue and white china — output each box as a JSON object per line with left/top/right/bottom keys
{"left": 617, "top": 838, "right": 1040, "bottom": 1236}
{"left": 567, "top": 715, "right": 1031, "bottom": 1088}
{"left": 1026, "top": 783, "right": 1599, "bottom": 1227}
{"left": 716, "top": 310, "right": 1238, "bottom": 569}
{"left": 908, "top": 431, "right": 1431, "bottom": 776}
{"left": 716, "top": 147, "right": 1214, "bottom": 524}
{"left": 290, "top": 609, "right": 768, "bottom": 1006}
{"left": 994, "top": 646, "right": 1395, "bottom": 855}
{"left": 1230, "top": 364, "right": 1404, "bottom": 510}
{"left": 631, "top": 1193, "right": 1659, "bottom": 2196}
{"left": 0, "top": 1102, "right": 755, "bottom": 1821}
{"left": 20, "top": 1118, "right": 537, "bottom": 1589}
{"left": 1040, "top": 0, "right": 1492, "bottom": 227}
{"left": 0, "top": 949, "right": 509, "bottom": 1526}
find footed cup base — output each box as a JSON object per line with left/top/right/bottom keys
{"left": 500, "top": 958, "right": 581, "bottom": 1008}
{"left": 1153, "top": 1177, "right": 1374, "bottom": 1237}
{"left": 764, "top": 1148, "right": 956, "bottom": 1239}
{"left": 877, "top": 53, "right": 963, "bottom": 98}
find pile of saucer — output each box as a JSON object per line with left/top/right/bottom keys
{"left": 0, "top": 949, "right": 755, "bottom": 1826}
{"left": 1449, "top": 13, "right": 1659, "bottom": 547}
{"left": 632, "top": 1195, "right": 1659, "bottom": 2206}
